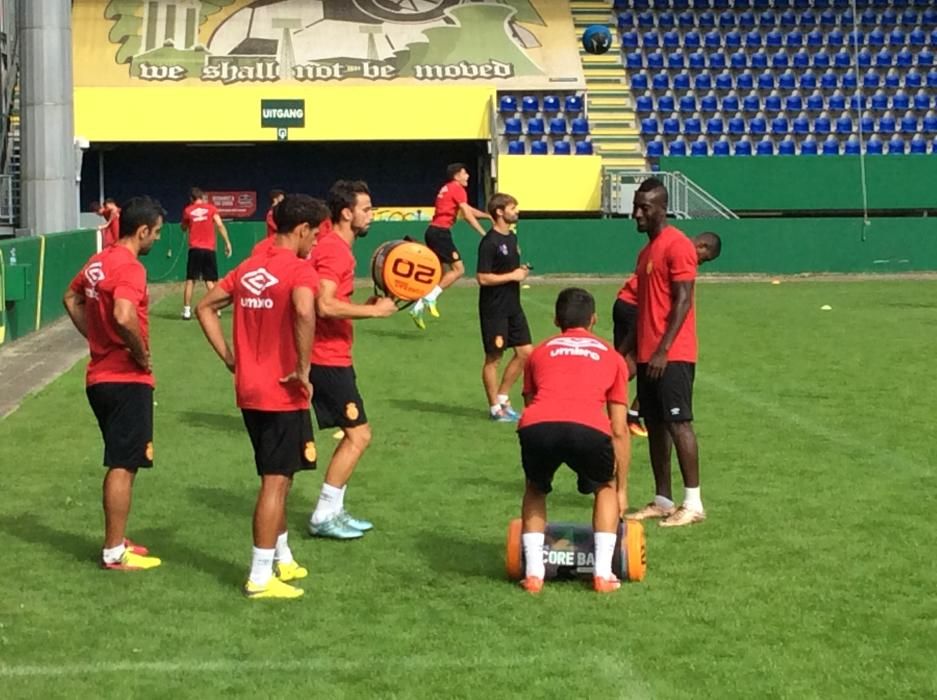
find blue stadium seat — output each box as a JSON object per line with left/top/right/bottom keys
{"left": 821, "top": 70, "right": 838, "bottom": 90}
{"left": 731, "top": 50, "right": 748, "bottom": 69}
{"left": 713, "top": 138, "right": 731, "bottom": 156}
{"left": 527, "top": 117, "right": 545, "bottom": 135}
{"left": 751, "top": 51, "right": 768, "bottom": 69}
{"left": 850, "top": 94, "right": 868, "bottom": 111}
{"left": 807, "top": 29, "right": 824, "bottom": 48}
{"left": 926, "top": 9, "right": 937, "bottom": 27}
{"left": 868, "top": 28, "right": 886, "bottom": 47}
{"left": 641, "top": 117, "right": 659, "bottom": 135}
{"left": 828, "top": 29, "right": 845, "bottom": 47}
{"left": 674, "top": 72, "right": 691, "bottom": 91}
{"left": 678, "top": 10, "right": 696, "bottom": 27}
{"left": 699, "top": 11, "right": 716, "bottom": 28}
{"left": 780, "top": 9, "right": 797, "bottom": 27}
{"left": 906, "top": 69, "right": 923, "bottom": 89}
{"left": 659, "top": 11, "right": 676, "bottom": 28}
{"left": 866, "top": 135, "right": 884, "bottom": 154}
{"left": 889, "top": 28, "right": 906, "bottom": 47}
{"left": 617, "top": 11, "right": 634, "bottom": 30}
{"left": 691, "top": 139, "right": 709, "bottom": 156}
{"left": 786, "top": 93, "right": 803, "bottom": 112}
{"left": 793, "top": 50, "right": 810, "bottom": 69}
{"left": 786, "top": 30, "right": 803, "bottom": 48}
{"left": 814, "top": 51, "right": 831, "bottom": 69}
{"left": 844, "top": 137, "right": 861, "bottom": 155}
{"left": 646, "top": 139, "right": 664, "bottom": 157}
{"left": 499, "top": 95, "right": 518, "bottom": 114}
{"left": 758, "top": 71, "right": 775, "bottom": 90}
{"left": 858, "top": 49, "right": 873, "bottom": 69}
{"left": 553, "top": 140, "right": 571, "bottom": 155}
{"left": 778, "top": 138, "right": 796, "bottom": 155}
{"left": 707, "top": 116, "right": 725, "bottom": 135}
{"left": 760, "top": 10, "right": 776, "bottom": 27}
{"left": 756, "top": 138, "right": 775, "bottom": 155}
{"left": 814, "top": 0, "right": 830, "bottom": 9}
{"left": 901, "top": 112, "right": 918, "bottom": 133}
{"left": 720, "top": 10, "right": 736, "bottom": 28}
{"left": 888, "top": 135, "right": 906, "bottom": 154}
{"left": 864, "top": 70, "right": 881, "bottom": 89}
{"left": 522, "top": 96, "right": 539, "bottom": 114}
{"left": 631, "top": 73, "right": 649, "bottom": 91}
{"left": 667, "top": 52, "right": 684, "bottom": 70}
{"left": 891, "top": 91, "right": 909, "bottom": 111}
{"left": 829, "top": 93, "right": 846, "bottom": 111}
{"left": 706, "top": 30, "right": 723, "bottom": 49}
{"left": 740, "top": 11, "right": 756, "bottom": 29}
{"left": 647, "top": 52, "right": 664, "bottom": 69}
{"left": 504, "top": 117, "right": 522, "bottom": 135}
{"left": 765, "top": 94, "right": 783, "bottom": 113}
{"left": 658, "top": 94, "right": 676, "bottom": 112}
{"left": 689, "top": 51, "right": 706, "bottom": 71}
{"left": 881, "top": 8, "right": 898, "bottom": 27}
{"left": 815, "top": 115, "right": 832, "bottom": 134}
{"left": 750, "top": 115, "right": 768, "bottom": 134}
{"left": 821, "top": 136, "right": 840, "bottom": 155}
{"left": 834, "top": 49, "right": 851, "bottom": 69}
{"left": 885, "top": 69, "right": 902, "bottom": 88}
{"left": 543, "top": 95, "right": 560, "bottom": 113}
{"left": 771, "top": 115, "right": 789, "bottom": 134}
{"left": 695, "top": 73, "right": 712, "bottom": 91}
{"left": 565, "top": 95, "right": 584, "bottom": 113}
{"left": 800, "top": 70, "right": 817, "bottom": 90}
{"left": 915, "top": 90, "right": 931, "bottom": 110}
{"left": 779, "top": 72, "right": 796, "bottom": 90}
{"left": 652, "top": 71, "right": 670, "bottom": 91}
{"left": 801, "top": 11, "right": 817, "bottom": 28}
{"left": 722, "top": 94, "right": 740, "bottom": 112}
{"left": 663, "top": 31, "right": 680, "bottom": 50}
{"left": 843, "top": 71, "right": 858, "bottom": 91}
{"left": 680, "top": 94, "right": 697, "bottom": 113}
{"left": 910, "top": 28, "right": 927, "bottom": 46}
{"left": 737, "top": 72, "right": 754, "bottom": 91}
{"left": 800, "top": 138, "right": 819, "bottom": 155}
{"left": 836, "top": 113, "right": 853, "bottom": 134}
{"left": 725, "top": 30, "right": 742, "bottom": 50}
{"left": 530, "top": 140, "right": 548, "bottom": 155}
{"left": 766, "top": 29, "right": 784, "bottom": 48}
{"left": 875, "top": 48, "right": 892, "bottom": 68}
{"left": 919, "top": 48, "right": 935, "bottom": 67}
{"left": 820, "top": 8, "right": 837, "bottom": 26}
{"left": 506, "top": 139, "right": 525, "bottom": 155}
{"left": 700, "top": 92, "right": 719, "bottom": 112}
{"left": 879, "top": 113, "right": 897, "bottom": 134}
{"left": 669, "top": 139, "right": 687, "bottom": 156}
{"left": 894, "top": 48, "right": 913, "bottom": 68}
{"left": 709, "top": 52, "right": 727, "bottom": 70}
{"left": 728, "top": 114, "right": 746, "bottom": 134}
{"left": 575, "top": 141, "right": 594, "bottom": 155}
{"left": 638, "top": 11, "right": 655, "bottom": 28}
{"left": 860, "top": 112, "right": 875, "bottom": 132}
{"left": 621, "top": 30, "right": 639, "bottom": 50}
{"left": 871, "top": 91, "right": 889, "bottom": 111}
{"left": 910, "top": 135, "right": 928, "bottom": 154}
{"left": 743, "top": 93, "right": 761, "bottom": 113}
{"left": 807, "top": 92, "right": 825, "bottom": 112}
{"left": 642, "top": 29, "right": 659, "bottom": 46}
{"left": 861, "top": 8, "right": 878, "bottom": 27}
{"left": 636, "top": 94, "right": 653, "bottom": 114}
{"left": 685, "top": 116, "right": 702, "bottom": 135}
{"left": 744, "top": 30, "right": 761, "bottom": 50}
{"left": 549, "top": 117, "right": 568, "bottom": 135}
{"left": 735, "top": 139, "right": 753, "bottom": 155}
{"left": 626, "top": 52, "right": 644, "bottom": 70}
{"left": 793, "top": 113, "right": 810, "bottom": 134}
{"left": 928, "top": 68, "right": 937, "bottom": 87}
{"left": 902, "top": 9, "right": 919, "bottom": 27}
{"left": 571, "top": 117, "right": 589, "bottom": 136}
{"left": 925, "top": 113, "right": 937, "bottom": 134}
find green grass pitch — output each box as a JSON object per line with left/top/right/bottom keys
{"left": 1, "top": 280, "right": 936, "bottom": 698}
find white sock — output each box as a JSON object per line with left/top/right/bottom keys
{"left": 496, "top": 393, "right": 510, "bottom": 406}
{"left": 311, "top": 483, "right": 344, "bottom": 524}
{"left": 655, "top": 494, "right": 675, "bottom": 511}
{"left": 411, "top": 299, "right": 425, "bottom": 314}
{"left": 275, "top": 531, "right": 294, "bottom": 564}
{"left": 683, "top": 487, "right": 703, "bottom": 512}
{"left": 424, "top": 285, "right": 443, "bottom": 303}
{"left": 102, "top": 543, "right": 126, "bottom": 564}
{"left": 628, "top": 409, "right": 640, "bottom": 419}
{"left": 490, "top": 404, "right": 503, "bottom": 416}
{"left": 249, "top": 546, "right": 275, "bottom": 586}
{"left": 182, "top": 305, "right": 191, "bottom": 314}
{"left": 593, "top": 531, "right": 617, "bottom": 579}
{"left": 522, "top": 532, "right": 545, "bottom": 579}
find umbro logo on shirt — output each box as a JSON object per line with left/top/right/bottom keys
{"left": 84, "top": 262, "right": 104, "bottom": 299}
{"left": 241, "top": 268, "right": 279, "bottom": 295}
{"left": 546, "top": 336, "right": 608, "bottom": 361}
{"left": 190, "top": 207, "right": 211, "bottom": 222}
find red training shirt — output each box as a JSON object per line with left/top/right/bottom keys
{"left": 520, "top": 329, "right": 629, "bottom": 435}
{"left": 103, "top": 208, "right": 121, "bottom": 248}
{"left": 430, "top": 181, "right": 467, "bottom": 230}
{"left": 616, "top": 274, "right": 638, "bottom": 306}
{"left": 635, "top": 225, "right": 698, "bottom": 364}
{"left": 68, "top": 244, "right": 153, "bottom": 387}
{"left": 182, "top": 201, "right": 219, "bottom": 251}
{"left": 250, "top": 236, "right": 275, "bottom": 258}
{"left": 219, "top": 246, "right": 320, "bottom": 411}
{"left": 265, "top": 207, "right": 277, "bottom": 238}
{"left": 310, "top": 228, "right": 355, "bottom": 367}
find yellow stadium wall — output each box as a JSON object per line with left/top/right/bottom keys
{"left": 496, "top": 155, "right": 603, "bottom": 212}
{"left": 74, "top": 85, "right": 494, "bottom": 142}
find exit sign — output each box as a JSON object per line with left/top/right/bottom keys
{"left": 261, "top": 99, "right": 305, "bottom": 128}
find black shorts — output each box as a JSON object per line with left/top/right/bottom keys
{"left": 186, "top": 248, "right": 218, "bottom": 282}
{"left": 612, "top": 299, "right": 637, "bottom": 352}
{"left": 309, "top": 365, "right": 368, "bottom": 429}
{"left": 518, "top": 422, "right": 615, "bottom": 495}
{"left": 480, "top": 310, "right": 532, "bottom": 355}
{"left": 636, "top": 362, "right": 695, "bottom": 423}
{"left": 424, "top": 225, "right": 461, "bottom": 265}
{"left": 86, "top": 382, "right": 154, "bottom": 469}
{"left": 241, "top": 409, "right": 316, "bottom": 476}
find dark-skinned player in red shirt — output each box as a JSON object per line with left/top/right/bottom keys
{"left": 307, "top": 180, "right": 397, "bottom": 540}
{"left": 517, "top": 288, "right": 631, "bottom": 594}
{"left": 181, "top": 187, "right": 232, "bottom": 320}
{"left": 63, "top": 196, "right": 165, "bottom": 571}
{"left": 196, "top": 194, "right": 328, "bottom": 600}
{"left": 622, "top": 178, "right": 718, "bottom": 528}
{"left": 409, "top": 163, "right": 490, "bottom": 329}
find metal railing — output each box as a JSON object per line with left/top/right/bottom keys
{"left": 0, "top": 173, "right": 15, "bottom": 224}
{"left": 603, "top": 170, "right": 738, "bottom": 220}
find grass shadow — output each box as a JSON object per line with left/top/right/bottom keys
{"left": 389, "top": 398, "right": 483, "bottom": 419}
{"left": 417, "top": 531, "right": 505, "bottom": 581}
{"left": 178, "top": 410, "right": 244, "bottom": 433}
{"left": 0, "top": 513, "right": 99, "bottom": 565}
{"left": 364, "top": 328, "right": 423, "bottom": 342}
{"left": 188, "top": 484, "right": 312, "bottom": 543}
{"left": 134, "top": 525, "right": 243, "bottom": 588}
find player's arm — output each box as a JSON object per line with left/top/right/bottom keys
{"left": 316, "top": 278, "right": 396, "bottom": 320}
{"left": 476, "top": 265, "right": 529, "bottom": 287}
{"left": 62, "top": 287, "right": 88, "bottom": 338}
{"left": 608, "top": 402, "right": 631, "bottom": 517}
{"left": 196, "top": 284, "right": 235, "bottom": 372}
{"left": 458, "top": 202, "right": 488, "bottom": 236}
{"left": 213, "top": 214, "right": 233, "bottom": 258}
{"left": 113, "top": 299, "right": 151, "bottom": 371}
{"left": 279, "top": 285, "right": 315, "bottom": 399}
{"left": 648, "top": 280, "right": 694, "bottom": 379}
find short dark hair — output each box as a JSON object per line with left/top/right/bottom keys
{"left": 189, "top": 187, "right": 205, "bottom": 202}
{"left": 327, "top": 180, "right": 370, "bottom": 223}
{"left": 636, "top": 177, "right": 668, "bottom": 205}
{"left": 487, "top": 192, "right": 518, "bottom": 219}
{"left": 103, "top": 198, "right": 117, "bottom": 205}
{"left": 699, "top": 231, "right": 722, "bottom": 259}
{"left": 555, "top": 287, "right": 595, "bottom": 331}
{"left": 274, "top": 194, "right": 329, "bottom": 233}
{"left": 119, "top": 196, "right": 165, "bottom": 238}
{"left": 269, "top": 188, "right": 285, "bottom": 202}
{"left": 446, "top": 163, "right": 467, "bottom": 180}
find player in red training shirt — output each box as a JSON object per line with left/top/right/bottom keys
{"left": 307, "top": 180, "right": 397, "bottom": 540}
{"left": 181, "top": 187, "right": 232, "bottom": 320}
{"left": 196, "top": 194, "right": 328, "bottom": 600}
{"left": 623, "top": 178, "right": 721, "bottom": 528}
{"left": 613, "top": 231, "right": 722, "bottom": 438}
{"left": 63, "top": 196, "right": 165, "bottom": 571}
{"left": 265, "top": 189, "right": 285, "bottom": 239}
{"left": 409, "top": 162, "right": 490, "bottom": 328}
{"left": 517, "top": 288, "right": 631, "bottom": 594}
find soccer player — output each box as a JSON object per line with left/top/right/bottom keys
{"left": 409, "top": 163, "right": 490, "bottom": 328}
{"left": 476, "top": 193, "right": 532, "bottom": 422}
{"left": 624, "top": 179, "right": 718, "bottom": 528}
{"left": 63, "top": 196, "right": 164, "bottom": 571}
{"left": 517, "top": 288, "right": 631, "bottom": 594}
{"left": 196, "top": 194, "right": 328, "bottom": 600}
{"left": 307, "top": 180, "right": 397, "bottom": 539}
{"left": 96, "top": 199, "right": 121, "bottom": 248}
{"left": 265, "top": 189, "right": 285, "bottom": 239}
{"left": 181, "top": 187, "right": 233, "bottom": 320}
{"left": 613, "top": 231, "right": 722, "bottom": 438}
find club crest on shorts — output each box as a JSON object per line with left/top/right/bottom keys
{"left": 345, "top": 402, "right": 360, "bottom": 421}
{"left": 452, "top": 251, "right": 460, "bottom": 261}
{"left": 145, "top": 441, "right": 154, "bottom": 461}
{"left": 304, "top": 441, "right": 317, "bottom": 462}
{"left": 494, "top": 335, "right": 505, "bottom": 349}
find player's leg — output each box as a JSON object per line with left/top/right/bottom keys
{"left": 247, "top": 473, "right": 301, "bottom": 597}
{"left": 659, "top": 363, "right": 705, "bottom": 527}
{"left": 592, "top": 483, "right": 621, "bottom": 592}
{"left": 612, "top": 300, "right": 646, "bottom": 437}
{"left": 627, "top": 365, "right": 677, "bottom": 521}
{"left": 102, "top": 467, "right": 135, "bottom": 548}
{"left": 412, "top": 228, "right": 460, "bottom": 323}
{"left": 182, "top": 279, "right": 195, "bottom": 319}
{"left": 518, "top": 424, "right": 561, "bottom": 593}
{"left": 496, "top": 313, "right": 533, "bottom": 418}
{"left": 483, "top": 351, "right": 512, "bottom": 421}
